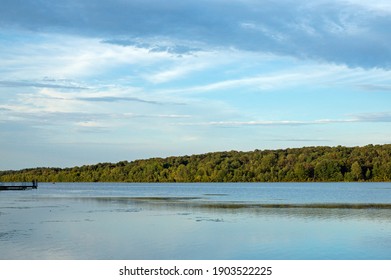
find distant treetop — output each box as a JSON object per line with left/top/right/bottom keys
{"left": 1, "top": 144, "right": 390, "bottom": 182}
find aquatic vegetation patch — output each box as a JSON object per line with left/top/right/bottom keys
{"left": 121, "top": 197, "right": 391, "bottom": 210}
{"left": 128, "top": 196, "right": 202, "bottom": 201}
{"left": 113, "top": 208, "right": 142, "bottom": 213}
{"left": 203, "top": 193, "right": 229, "bottom": 196}
{"left": 196, "top": 202, "right": 391, "bottom": 210}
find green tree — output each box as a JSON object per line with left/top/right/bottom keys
{"left": 351, "top": 161, "right": 363, "bottom": 181}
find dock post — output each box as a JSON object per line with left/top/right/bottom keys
{"left": 32, "top": 180, "right": 38, "bottom": 189}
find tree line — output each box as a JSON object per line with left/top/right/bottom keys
{"left": 1, "top": 144, "right": 391, "bottom": 183}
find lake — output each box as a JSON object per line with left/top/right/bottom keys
{"left": 1, "top": 182, "right": 391, "bottom": 260}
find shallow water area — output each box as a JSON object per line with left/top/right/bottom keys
{"left": 1, "top": 182, "right": 391, "bottom": 259}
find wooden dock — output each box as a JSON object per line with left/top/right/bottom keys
{"left": 0, "top": 180, "right": 38, "bottom": 191}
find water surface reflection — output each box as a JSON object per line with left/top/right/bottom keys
{"left": 1, "top": 183, "right": 391, "bottom": 260}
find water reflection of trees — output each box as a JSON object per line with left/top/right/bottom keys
{"left": 67, "top": 196, "right": 391, "bottom": 221}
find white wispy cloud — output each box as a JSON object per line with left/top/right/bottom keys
{"left": 157, "top": 71, "right": 316, "bottom": 95}
{"left": 157, "top": 63, "right": 391, "bottom": 95}
{"left": 0, "top": 33, "right": 176, "bottom": 81}
{"left": 177, "top": 113, "right": 391, "bottom": 127}
{"left": 121, "top": 113, "right": 191, "bottom": 119}
{"left": 145, "top": 61, "right": 209, "bottom": 84}
{"left": 0, "top": 79, "right": 87, "bottom": 90}
{"left": 343, "top": 0, "right": 391, "bottom": 13}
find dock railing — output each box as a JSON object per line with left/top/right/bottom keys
{"left": 0, "top": 180, "right": 38, "bottom": 189}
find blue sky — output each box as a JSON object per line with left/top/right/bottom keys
{"left": 1, "top": 0, "right": 391, "bottom": 170}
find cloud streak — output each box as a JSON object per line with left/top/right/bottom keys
{"left": 180, "top": 113, "right": 391, "bottom": 127}
{"left": 358, "top": 84, "right": 391, "bottom": 91}
{"left": 0, "top": 80, "right": 87, "bottom": 90}
{"left": 76, "top": 96, "right": 162, "bottom": 105}
{"left": 350, "top": 112, "right": 391, "bottom": 122}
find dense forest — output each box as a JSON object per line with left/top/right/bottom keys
{"left": 1, "top": 144, "right": 391, "bottom": 183}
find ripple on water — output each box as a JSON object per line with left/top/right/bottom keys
{"left": 0, "top": 229, "right": 32, "bottom": 241}
{"left": 195, "top": 217, "right": 224, "bottom": 223}
{"left": 203, "top": 193, "right": 229, "bottom": 196}
{"left": 86, "top": 208, "right": 142, "bottom": 213}
{"left": 177, "top": 212, "right": 192, "bottom": 216}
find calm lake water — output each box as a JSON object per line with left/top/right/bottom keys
{"left": 1, "top": 182, "right": 391, "bottom": 260}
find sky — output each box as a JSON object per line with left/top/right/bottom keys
{"left": 1, "top": 0, "right": 391, "bottom": 170}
